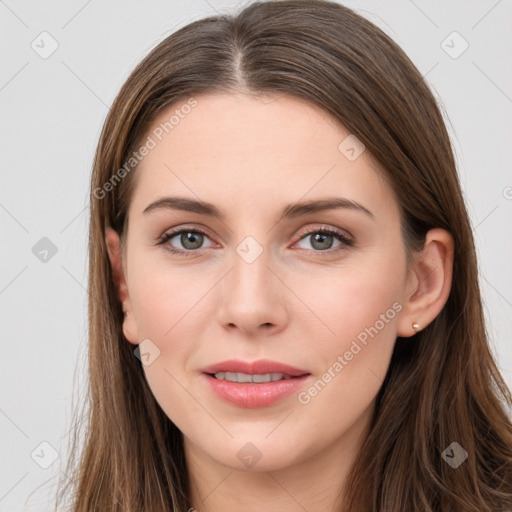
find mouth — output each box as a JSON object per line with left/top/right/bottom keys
{"left": 200, "top": 359, "right": 311, "bottom": 408}
{"left": 200, "top": 358, "right": 310, "bottom": 380}
{"left": 206, "top": 371, "right": 305, "bottom": 383}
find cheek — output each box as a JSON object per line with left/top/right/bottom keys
{"left": 127, "top": 262, "right": 210, "bottom": 430}
{"left": 294, "top": 253, "right": 405, "bottom": 407}
{"left": 127, "top": 260, "right": 218, "bottom": 404}
{"left": 129, "top": 257, "right": 210, "bottom": 339}
{"left": 301, "top": 250, "right": 405, "bottom": 346}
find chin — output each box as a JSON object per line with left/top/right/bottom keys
{"left": 205, "top": 440, "right": 305, "bottom": 473}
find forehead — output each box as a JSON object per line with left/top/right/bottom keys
{"left": 129, "top": 92, "right": 398, "bottom": 221}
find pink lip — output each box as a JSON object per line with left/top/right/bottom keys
{"left": 200, "top": 359, "right": 311, "bottom": 408}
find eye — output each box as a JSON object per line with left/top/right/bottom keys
{"left": 156, "top": 228, "right": 215, "bottom": 257}
{"left": 294, "top": 227, "right": 353, "bottom": 254}
{"left": 156, "top": 225, "right": 354, "bottom": 257}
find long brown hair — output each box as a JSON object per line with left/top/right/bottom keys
{"left": 56, "top": 1, "right": 512, "bottom": 510}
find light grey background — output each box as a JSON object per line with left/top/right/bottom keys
{"left": 1, "top": 0, "right": 511, "bottom": 510}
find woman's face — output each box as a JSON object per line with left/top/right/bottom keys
{"left": 117, "top": 92, "right": 415, "bottom": 471}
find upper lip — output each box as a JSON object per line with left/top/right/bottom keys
{"left": 201, "top": 359, "right": 310, "bottom": 377}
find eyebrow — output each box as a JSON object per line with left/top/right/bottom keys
{"left": 143, "top": 196, "right": 374, "bottom": 221}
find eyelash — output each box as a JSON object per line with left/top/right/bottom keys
{"left": 156, "top": 226, "right": 354, "bottom": 258}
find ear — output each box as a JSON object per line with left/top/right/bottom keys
{"left": 397, "top": 228, "right": 454, "bottom": 337}
{"left": 105, "top": 226, "right": 139, "bottom": 345}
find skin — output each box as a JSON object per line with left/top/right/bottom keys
{"left": 106, "top": 92, "right": 454, "bottom": 511}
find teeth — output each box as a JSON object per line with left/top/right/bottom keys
{"left": 213, "top": 372, "right": 293, "bottom": 383}
{"left": 253, "top": 373, "right": 274, "bottom": 383}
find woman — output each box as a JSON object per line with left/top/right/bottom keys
{"left": 57, "top": 0, "right": 512, "bottom": 510}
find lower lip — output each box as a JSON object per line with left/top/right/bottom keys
{"left": 202, "top": 373, "right": 310, "bottom": 408}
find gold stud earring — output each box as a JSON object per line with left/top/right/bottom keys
{"left": 412, "top": 322, "right": 420, "bottom": 332}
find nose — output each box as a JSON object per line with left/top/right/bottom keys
{"left": 215, "top": 245, "right": 288, "bottom": 337}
